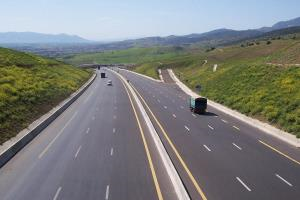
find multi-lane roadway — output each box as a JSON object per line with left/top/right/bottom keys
{"left": 0, "top": 68, "right": 299, "bottom": 200}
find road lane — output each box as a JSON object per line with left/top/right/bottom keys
{"left": 120, "top": 69, "right": 300, "bottom": 200}
{"left": 0, "top": 69, "right": 176, "bottom": 200}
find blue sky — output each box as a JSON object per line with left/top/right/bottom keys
{"left": 0, "top": 0, "right": 299, "bottom": 41}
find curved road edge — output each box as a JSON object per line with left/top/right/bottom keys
{"left": 0, "top": 72, "right": 97, "bottom": 168}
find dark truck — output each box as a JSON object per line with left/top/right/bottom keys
{"left": 189, "top": 96, "right": 207, "bottom": 114}
{"left": 100, "top": 72, "right": 106, "bottom": 78}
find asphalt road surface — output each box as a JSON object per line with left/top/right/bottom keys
{"left": 0, "top": 69, "right": 178, "bottom": 200}
{"left": 0, "top": 68, "right": 299, "bottom": 200}
{"left": 119, "top": 68, "right": 300, "bottom": 200}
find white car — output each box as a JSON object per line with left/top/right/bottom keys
{"left": 107, "top": 80, "right": 112, "bottom": 86}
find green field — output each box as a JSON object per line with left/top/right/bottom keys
{"left": 61, "top": 46, "right": 186, "bottom": 66}
{"left": 63, "top": 38, "right": 300, "bottom": 137}
{"left": 0, "top": 47, "right": 92, "bottom": 144}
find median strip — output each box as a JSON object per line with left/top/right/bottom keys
{"left": 112, "top": 69, "right": 190, "bottom": 200}
{"left": 129, "top": 80, "right": 207, "bottom": 200}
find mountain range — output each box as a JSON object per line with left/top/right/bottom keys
{"left": 0, "top": 32, "right": 90, "bottom": 44}
{"left": 0, "top": 17, "right": 300, "bottom": 57}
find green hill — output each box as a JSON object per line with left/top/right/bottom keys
{"left": 141, "top": 39, "right": 300, "bottom": 137}
{"left": 0, "top": 47, "right": 92, "bottom": 144}
{"left": 63, "top": 36, "right": 300, "bottom": 137}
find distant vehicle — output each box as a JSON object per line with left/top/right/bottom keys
{"left": 107, "top": 80, "right": 112, "bottom": 86}
{"left": 97, "top": 66, "right": 100, "bottom": 70}
{"left": 100, "top": 72, "right": 106, "bottom": 78}
{"left": 189, "top": 97, "right": 207, "bottom": 114}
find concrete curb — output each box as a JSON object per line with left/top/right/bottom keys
{"left": 0, "top": 72, "right": 97, "bottom": 167}
{"left": 167, "top": 69, "right": 300, "bottom": 148}
{"left": 120, "top": 68, "right": 162, "bottom": 82}
{"left": 111, "top": 69, "right": 190, "bottom": 200}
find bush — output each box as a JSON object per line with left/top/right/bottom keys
{"left": 266, "top": 41, "right": 272, "bottom": 45}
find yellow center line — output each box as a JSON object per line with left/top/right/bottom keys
{"left": 130, "top": 83, "right": 208, "bottom": 200}
{"left": 119, "top": 78, "right": 163, "bottom": 200}
{"left": 259, "top": 140, "right": 300, "bottom": 165}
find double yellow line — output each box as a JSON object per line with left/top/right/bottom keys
{"left": 119, "top": 79, "right": 163, "bottom": 200}
{"left": 130, "top": 82, "right": 208, "bottom": 200}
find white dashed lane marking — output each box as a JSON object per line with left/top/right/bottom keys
{"left": 275, "top": 174, "right": 293, "bottom": 187}
{"left": 232, "top": 143, "right": 242, "bottom": 150}
{"left": 203, "top": 145, "right": 211, "bottom": 152}
{"left": 221, "top": 119, "right": 228, "bottom": 123}
{"left": 75, "top": 145, "right": 82, "bottom": 158}
{"left": 53, "top": 187, "right": 62, "bottom": 200}
{"left": 105, "top": 185, "right": 110, "bottom": 200}
{"left": 184, "top": 126, "right": 190, "bottom": 132}
{"left": 236, "top": 177, "right": 251, "bottom": 191}
{"left": 208, "top": 125, "right": 214, "bottom": 130}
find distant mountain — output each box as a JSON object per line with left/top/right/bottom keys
{"left": 2, "top": 16, "right": 300, "bottom": 57}
{"left": 259, "top": 17, "right": 300, "bottom": 32}
{"left": 0, "top": 32, "right": 91, "bottom": 44}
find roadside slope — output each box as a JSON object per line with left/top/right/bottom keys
{"left": 0, "top": 47, "right": 92, "bottom": 144}
{"left": 132, "top": 39, "right": 300, "bottom": 137}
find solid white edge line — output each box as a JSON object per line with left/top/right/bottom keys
{"left": 236, "top": 177, "right": 251, "bottom": 191}
{"left": 112, "top": 70, "right": 190, "bottom": 200}
{"left": 232, "top": 143, "right": 242, "bottom": 150}
{"left": 275, "top": 174, "right": 293, "bottom": 186}
{"left": 203, "top": 145, "right": 211, "bottom": 152}
{"left": 105, "top": 185, "right": 110, "bottom": 200}
{"left": 53, "top": 186, "right": 62, "bottom": 200}
{"left": 233, "top": 126, "right": 240, "bottom": 130}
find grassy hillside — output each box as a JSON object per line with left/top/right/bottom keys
{"left": 153, "top": 39, "right": 300, "bottom": 137}
{"left": 0, "top": 47, "right": 92, "bottom": 144}
{"left": 65, "top": 37, "right": 299, "bottom": 137}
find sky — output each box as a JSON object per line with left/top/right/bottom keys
{"left": 0, "top": 0, "right": 299, "bottom": 41}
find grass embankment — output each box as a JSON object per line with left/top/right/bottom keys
{"left": 64, "top": 38, "right": 299, "bottom": 136}
{"left": 0, "top": 47, "right": 92, "bottom": 144}
{"left": 164, "top": 40, "right": 300, "bottom": 137}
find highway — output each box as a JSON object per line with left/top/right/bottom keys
{"left": 0, "top": 68, "right": 299, "bottom": 200}
{"left": 119, "top": 68, "right": 300, "bottom": 200}
{"left": 0, "top": 70, "right": 179, "bottom": 200}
